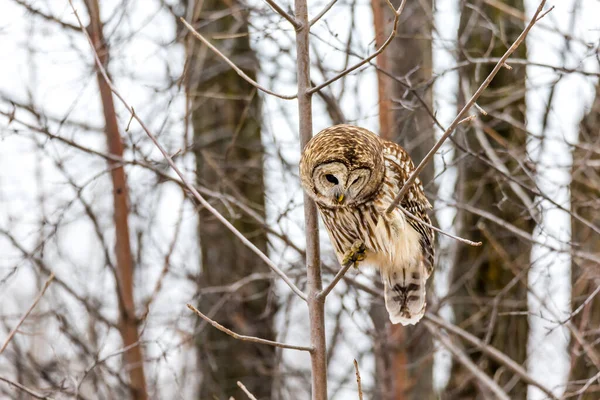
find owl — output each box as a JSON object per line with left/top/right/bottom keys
{"left": 300, "top": 125, "right": 434, "bottom": 325}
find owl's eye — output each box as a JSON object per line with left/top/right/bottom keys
{"left": 351, "top": 177, "right": 360, "bottom": 185}
{"left": 325, "top": 174, "right": 338, "bottom": 184}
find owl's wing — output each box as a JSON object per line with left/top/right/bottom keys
{"left": 380, "top": 141, "right": 435, "bottom": 274}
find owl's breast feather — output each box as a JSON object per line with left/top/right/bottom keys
{"left": 366, "top": 211, "right": 422, "bottom": 271}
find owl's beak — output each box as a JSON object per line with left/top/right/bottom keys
{"left": 336, "top": 193, "right": 345, "bottom": 204}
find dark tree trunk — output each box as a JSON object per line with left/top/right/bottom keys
{"left": 370, "top": 0, "right": 435, "bottom": 398}
{"left": 181, "top": 2, "right": 275, "bottom": 399}
{"left": 568, "top": 84, "right": 600, "bottom": 398}
{"left": 445, "top": 1, "right": 532, "bottom": 399}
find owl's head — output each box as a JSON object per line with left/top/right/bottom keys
{"left": 300, "top": 125, "right": 385, "bottom": 208}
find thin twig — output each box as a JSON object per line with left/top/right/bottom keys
{"left": 13, "top": 0, "right": 80, "bottom": 32}
{"left": 386, "top": 0, "right": 552, "bottom": 213}
{"left": 460, "top": 78, "right": 539, "bottom": 223}
{"left": 474, "top": 102, "right": 488, "bottom": 116}
{"left": 237, "top": 381, "right": 259, "bottom": 400}
{"left": 318, "top": 259, "right": 355, "bottom": 299}
{"left": 309, "top": 0, "right": 338, "bottom": 26}
{"left": 187, "top": 304, "right": 313, "bottom": 352}
{"left": 426, "top": 322, "right": 511, "bottom": 400}
{"left": 424, "top": 313, "right": 559, "bottom": 399}
{"left": 125, "top": 108, "right": 135, "bottom": 132}
{"left": 353, "top": 359, "right": 363, "bottom": 400}
{"left": 68, "top": 0, "right": 307, "bottom": 302}
{"left": 398, "top": 206, "right": 482, "bottom": 247}
{"left": 0, "top": 376, "right": 55, "bottom": 400}
{"left": 180, "top": 18, "right": 296, "bottom": 100}
{"left": 0, "top": 273, "right": 54, "bottom": 356}
{"left": 561, "top": 285, "right": 600, "bottom": 324}
{"left": 564, "top": 370, "right": 600, "bottom": 398}
{"left": 262, "top": 0, "right": 300, "bottom": 28}
{"left": 458, "top": 114, "right": 477, "bottom": 125}
{"left": 77, "top": 341, "right": 144, "bottom": 392}
{"left": 308, "top": 0, "right": 407, "bottom": 95}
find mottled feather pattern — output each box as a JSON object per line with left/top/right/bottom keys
{"left": 381, "top": 141, "right": 435, "bottom": 275}
{"left": 300, "top": 125, "right": 435, "bottom": 325}
{"left": 318, "top": 141, "right": 434, "bottom": 271}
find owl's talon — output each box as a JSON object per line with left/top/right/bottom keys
{"left": 342, "top": 241, "right": 366, "bottom": 267}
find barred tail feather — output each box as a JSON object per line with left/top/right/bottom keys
{"left": 382, "top": 265, "right": 427, "bottom": 326}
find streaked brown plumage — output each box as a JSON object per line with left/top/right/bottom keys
{"left": 300, "top": 125, "right": 434, "bottom": 325}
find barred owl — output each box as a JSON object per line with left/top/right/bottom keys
{"left": 300, "top": 125, "right": 434, "bottom": 325}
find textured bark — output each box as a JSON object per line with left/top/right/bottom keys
{"left": 568, "top": 84, "right": 600, "bottom": 398}
{"left": 370, "top": 0, "right": 435, "bottom": 398}
{"left": 182, "top": 2, "right": 275, "bottom": 399}
{"left": 84, "top": 1, "right": 148, "bottom": 399}
{"left": 446, "top": 1, "right": 532, "bottom": 398}
{"left": 294, "top": 0, "right": 328, "bottom": 397}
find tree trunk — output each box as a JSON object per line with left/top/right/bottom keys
{"left": 84, "top": 1, "right": 148, "bottom": 399}
{"left": 445, "top": 1, "right": 532, "bottom": 398}
{"left": 568, "top": 84, "right": 600, "bottom": 398}
{"left": 181, "top": 2, "right": 275, "bottom": 399}
{"left": 370, "top": 0, "right": 435, "bottom": 398}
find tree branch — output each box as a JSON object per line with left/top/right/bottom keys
{"left": 398, "top": 205, "right": 482, "bottom": 247}
{"left": 386, "top": 0, "right": 552, "bottom": 213}
{"left": 308, "top": 0, "right": 407, "bottom": 95}
{"left": 426, "top": 322, "right": 511, "bottom": 400}
{"left": 187, "top": 304, "right": 313, "bottom": 352}
{"left": 309, "top": 0, "right": 338, "bottom": 26}
{"left": 353, "top": 359, "right": 363, "bottom": 400}
{"left": 237, "top": 381, "right": 259, "bottom": 400}
{"left": 67, "top": 0, "right": 307, "bottom": 303}
{"left": 82, "top": 1, "right": 148, "bottom": 397}
{"left": 294, "top": 0, "right": 328, "bottom": 396}
{"left": 180, "top": 18, "right": 297, "bottom": 100}
{"left": 0, "top": 273, "right": 54, "bottom": 356}
{"left": 424, "top": 313, "right": 559, "bottom": 399}
{"left": 262, "top": 0, "right": 300, "bottom": 28}
{"left": 0, "top": 376, "right": 55, "bottom": 400}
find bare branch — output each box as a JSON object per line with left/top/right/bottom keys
{"left": 459, "top": 78, "right": 540, "bottom": 223}
{"left": 83, "top": 1, "right": 148, "bottom": 396}
{"left": 353, "top": 359, "right": 363, "bottom": 400}
{"left": 308, "top": 0, "right": 408, "bottom": 95}
{"left": 67, "top": 0, "right": 307, "bottom": 302}
{"left": 13, "top": 0, "right": 80, "bottom": 31}
{"left": 318, "top": 259, "right": 354, "bottom": 299}
{"left": 237, "top": 381, "right": 259, "bottom": 400}
{"left": 398, "top": 206, "right": 482, "bottom": 247}
{"left": 309, "top": 0, "right": 338, "bottom": 26}
{"left": 386, "top": 0, "right": 552, "bottom": 213}
{"left": 294, "top": 0, "right": 328, "bottom": 396}
{"left": 564, "top": 370, "right": 600, "bottom": 399}
{"left": 424, "top": 313, "right": 559, "bottom": 399}
{"left": 187, "top": 304, "right": 313, "bottom": 352}
{"left": 262, "top": 0, "right": 300, "bottom": 28}
{"left": 426, "top": 322, "right": 511, "bottom": 400}
{"left": 0, "top": 273, "right": 54, "bottom": 356}
{"left": 180, "top": 18, "right": 297, "bottom": 100}
{"left": 0, "top": 375, "right": 55, "bottom": 400}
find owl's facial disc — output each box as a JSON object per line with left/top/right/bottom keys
{"left": 346, "top": 168, "right": 371, "bottom": 201}
{"left": 312, "top": 162, "right": 372, "bottom": 207}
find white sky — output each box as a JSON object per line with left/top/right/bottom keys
{"left": 0, "top": 0, "right": 599, "bottom": 398}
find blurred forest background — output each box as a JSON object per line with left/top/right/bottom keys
{"left": 0, "top": 0, "right": 599, "bottom": 399}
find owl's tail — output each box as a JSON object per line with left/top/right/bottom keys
{"left": 382, "top": 264, "right": 427, "bottom": 326}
